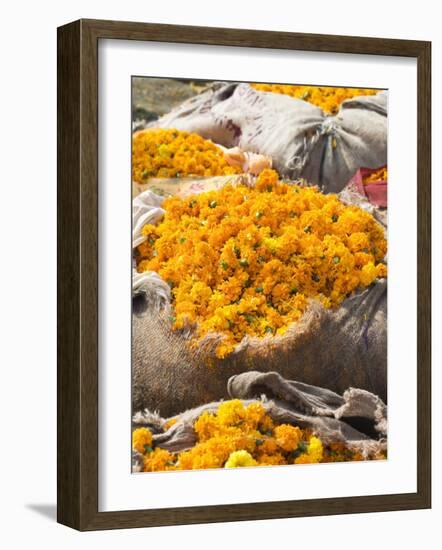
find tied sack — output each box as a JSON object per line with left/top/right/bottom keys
{"left": 151, "top": 82, "right": 387, "bottom": 194}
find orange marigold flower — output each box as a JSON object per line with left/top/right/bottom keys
{"left": 137, "top": 170, "right": 387, "bottom": 358}
{"left": 143, "top": 448, "right": 176, "bottom": 472}
{"left": 274, "top": 424, "right": 302, "bottom": 452}
{"left": 255, "top": 437, "right": 278, "bottom": 455}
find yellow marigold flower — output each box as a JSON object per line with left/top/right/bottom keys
{"left": 293, "top": 435, "right": 324, "bottom": 464}
{"left": 251, "top": 84, "right": 379, "bottom": 115}
{"left": 194, "top": 411, "right": 222, "bottom": 441}
{"left": 216, "top": 399, "right": 247, "bottom": 427}
{"left": 307, "top": 436, "right": 323, "bottom": 463}
{"left": 137, "top": 170, "right": 387, "bottom": 358}
{"left": 132, "top": 128, "right": 241, "bottom": 182}
{"left": 225, "top": 450, "right": 257, "bottom": 468}
{"left": 132, "top": 427, "right": 153, "bottom": 454}
{"left": 274, "top": 424, "right": 302, "bottom": 452}
{"left": 244, "top": 402, "right": 268, "bottom": 429}
{"left": 360, "top": 262, "right": 378, "bottom": 286}
{"left": 143, "top": 448, "right": 176, "bottom": 472}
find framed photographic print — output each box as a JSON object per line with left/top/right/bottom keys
{"left": 57, "top": 19, "right": 431, "bottom": 530}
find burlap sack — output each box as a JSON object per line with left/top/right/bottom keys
{"left": 133, "top": 278, "right": 386, "bottom": 417}
{"left": 151, "top": 82, "right": 387, "bottom": 193}
{"left": 132, "top": 182, "right": 387, "bottom": 417}
{"left": 132, "top": 370, "right": 387, "bottom": 471}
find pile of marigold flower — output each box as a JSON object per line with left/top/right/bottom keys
{"left": 132, "top": 400, "right": 385, "bottom": 472}
{"left": 251, "top": 83, "right": 379, "bottom": 115}
{"left": 132, "top": 128, "right": 241, "bottom": 182}
{"left": 362, "top": 166, "right": 388, "bottom": 185}
{"left": 136, "top": 169, "right": 387, "bottom": 358}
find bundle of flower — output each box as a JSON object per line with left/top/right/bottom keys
{"left": 132, "top": 128, "right": 241, "bottom": 183}
{"left": 136, "top": 169, "right": 387, "bottom": 359}
{"left": 251, "top": 83, "right": 379, "bottom": 115}
{"left": 132, "top": 399, "right": 385, "bottom": 472}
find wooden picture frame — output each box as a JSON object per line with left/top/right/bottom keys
{"left": 57, "top": 18, "right": 431, "bottom": 531}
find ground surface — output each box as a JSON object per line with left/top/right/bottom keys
{"left": 132, "top": 77, "right": 209, "bottom": 125}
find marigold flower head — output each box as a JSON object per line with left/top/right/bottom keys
{"left": 306, "top": 436, "right": 323, "bottom": 463}
{"left": 255, "top": 437, "right": 278, "bottom": 455}
{"left": 132, "top": 427, "right": 153, "bottom": 454}
{"left": 225, "top": 450, "right": 257, "bottom": 468}
{"left": 193, "top": 411, "right": 220, "bottom": 441}
{"left": 243, "top": 402, "right": 268, "bottom": 429}
{"left": 216, "top": 399, "right": 247, "bottom": 427}
{"left": 274, "top": 424, "right": 302, "bottom": 452}
{"left": 143, "top": 448, "right": 176, "bottom": 472}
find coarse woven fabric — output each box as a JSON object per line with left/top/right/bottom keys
{"left": 151, "top": 82, "right": 388, "bottom": 194}
{"left": 131, "top": 370, "right": 387, "bottom": 471}
{"left": 132, "top": 183, "right": 387, "bottom": 417}
{"left": 132, "top": 278, "right": 387, "bottom": 417}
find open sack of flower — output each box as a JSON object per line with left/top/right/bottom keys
{"left": 132, "top": 170, "right": 387, "bottom": 417}
{"left": 148, "top": 82, "right": 387, "bottom": 194}
{"left": 131, "top": 370, "right": 387, "bottom": 472}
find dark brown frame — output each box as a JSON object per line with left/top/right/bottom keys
{"left": 57, "top": 18, "right": 431, "bottom": 531}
